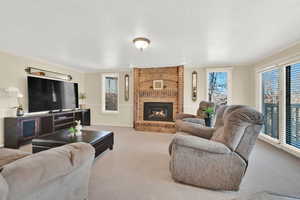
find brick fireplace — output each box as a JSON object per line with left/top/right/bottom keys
{"left": 133, "top": 66, "right": 184, "bottom": 133}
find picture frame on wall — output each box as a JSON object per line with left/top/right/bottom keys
{"left": 125, "top": 74, "right": 129, "bottom": 101}
{"left": 153, "top": 80, "right": 164, "bottom": 90}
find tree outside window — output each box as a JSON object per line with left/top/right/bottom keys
{"left": 208, "top": 72, "right": 228, "bottom": 105}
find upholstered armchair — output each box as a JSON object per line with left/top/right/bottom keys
{"left": 175, "top": 101, "right": 216, "bottom": 138}
{"left": 169, "top": 105, "right": 264, "bottom": 190}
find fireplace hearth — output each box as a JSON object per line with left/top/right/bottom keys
{"left": 144, "top": 102, "right": 173, "bottom": 122}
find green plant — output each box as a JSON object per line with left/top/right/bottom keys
{"left": 204, "top": 107, "right": 214, "bottom": 118}
{"left": 204, "top": 107, "right": 214, "bottom": 114}
{"left": 68, "top": 127, "right": 77, "bottom": 134}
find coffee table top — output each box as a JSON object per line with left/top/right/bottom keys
{"left": 32, "top": 129, "right": 113, "bottom": 146}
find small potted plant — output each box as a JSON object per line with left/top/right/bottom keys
{"left": 68, "top": 127, "right": 78, "bottom": 137}
{"left": 204, "top": 107, "right": 214, "bottom": 127}
{"left": 79, "top": 93, "right": 87, "bottom": 109}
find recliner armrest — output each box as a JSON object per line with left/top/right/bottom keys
{"left": 175, "top": 113, "right": 197, "bottom": 120}
{"left": 175, "top": 120, "right": 216, "bottom": 139}
{"left": 172, "top": 135, "right": 231, "bottom": 154}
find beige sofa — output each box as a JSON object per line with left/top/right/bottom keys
{"left": 0, "top": 142, "right": 95, "bottom": 200}
{"left": 169, "top": 105, "right": 264, "bottom": 190}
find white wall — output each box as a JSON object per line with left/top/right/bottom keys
{"left": 252, "top": 42, "right": 300, "bottom": 109}
{"left": 84, "top": 69, "right": 133, "bottom": 127}
{"left": 0, "top": 51, "right": 85, "bottom": 146}
{"left": 183, "top": 65, "right": 254, "bottom": 115}
{"left": 83, "top": 65, "right": 254, "bottom": 127}
{"left": 254, "top": 42, "right": 300, "bottom": 70}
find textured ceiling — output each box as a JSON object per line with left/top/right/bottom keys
{"left": 0, "top": 0, "right": 300, "bottom": 71}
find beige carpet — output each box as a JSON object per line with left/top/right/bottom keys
{"left": 85, "top": 126, "right": 300, "bottom": 200}
{"left": 21, "top": 125, "right": 300, "bottom": 200}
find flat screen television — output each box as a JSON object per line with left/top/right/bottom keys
{"left": 28, "top": 76, "right": 79, "bottom": 112}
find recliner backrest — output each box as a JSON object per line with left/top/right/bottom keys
{"left": 211, "top": 105, "right": 264, "bottom": 161}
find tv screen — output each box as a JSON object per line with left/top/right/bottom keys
{"left": 28, "top": 76, "right": 79, "bottom": 112}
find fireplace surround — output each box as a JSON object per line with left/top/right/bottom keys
{"left": 133, "top": 66, "right": 184, "bottom": 133}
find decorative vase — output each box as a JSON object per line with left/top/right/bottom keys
{"left": 16, "top": 108, "right": 24, "bottom": 117}
{"left": 204, "top": 113, "right": 211, "bottom": 127}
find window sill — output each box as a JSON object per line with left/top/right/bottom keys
{"left": 102, "top": 110, "right": 119, "bottom": 114}
{"left": 258, "top": 134, "right": 300, "bottom": 159}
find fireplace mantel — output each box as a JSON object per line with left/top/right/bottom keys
{"left": 133, "top": 66, "right": 184, "bottom": 133}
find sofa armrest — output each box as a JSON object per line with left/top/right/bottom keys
{"left": 175, "top": 113, "right": 197, "bottom": 120}
{"left": 172, "top": 135, "right": 231, "bottom": 154}
{"left": 1, "top": 142, "right": 95, "bottom": 199}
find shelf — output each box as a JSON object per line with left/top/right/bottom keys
{"left": 54, "top": 116, "right": 74, "bottom": 122}
{"left": 54, "top": 121, "right": 75, "bottom": 128}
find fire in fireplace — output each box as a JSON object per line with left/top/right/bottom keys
{"left": 143, "top": 102, "right": 173, "bottom": 122}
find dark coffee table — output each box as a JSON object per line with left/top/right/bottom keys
{"left": 32, "top": 129, "right": 114, "bottom": 158}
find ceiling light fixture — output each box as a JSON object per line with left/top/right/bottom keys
{"left": 133, "top": 37, "right": 151, "bottom": 51}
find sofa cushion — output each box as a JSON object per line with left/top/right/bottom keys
{"left": 0, "top": 148, "right": 31, "bottom": 168}
{"left": 182, "top": 118, "right": 205, "bottom": 125}
{"left": 0, "top": 173, "right": 8, "bottom": 200}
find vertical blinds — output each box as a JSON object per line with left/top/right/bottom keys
{"left": 261, "top": 69, "right": 280, "bottom": 139}
{"left": 286, "top": 63, "right": 300, "bottom": 149}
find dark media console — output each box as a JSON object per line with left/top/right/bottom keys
{"left": 4, "top": 109, "right": 90, "bottom": 149}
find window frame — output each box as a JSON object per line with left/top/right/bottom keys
{"left": 206, "top": 67, "right": 233, "bottom": 105}
{"left": 257, "top": 66, "right": 282, "bottom": 142}
{"left": 102, "top": 73, "right": 119, "bottom": 114}
{"left": 256, "top": 58, "right": 300, "bottom": 158}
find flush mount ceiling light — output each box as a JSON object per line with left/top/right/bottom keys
{"left": 133, "top": 37, "right": 151, "bottom": 51}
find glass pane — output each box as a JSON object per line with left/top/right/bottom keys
{"left": 286, "top": 63, "right": 300, "bottom": 149}
{"left": 261, "top": 69, "right": 280, "bottom": 139}
{"left": 208, "top": 72, "right": 228, "bottom": 105}
{"left": 105, "top": 77, "right": 118, "bottom": 111}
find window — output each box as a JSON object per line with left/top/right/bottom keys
{"left": 207, "top": 68, "right": 232, "bottom": 105}
{"left": 258, "top": 62, "right": 300, "bottom": 153}
{"left": 286, "top": 63, "right": 300, "bottom": 149}
{"left": 102, "top": 73, "right": 119, "bottom": 112}
{"left": 260, "top": 69, "right": 280, "bottom": 139}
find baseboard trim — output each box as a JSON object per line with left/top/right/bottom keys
{"left": 258, "top": 135, "right": 300, "bottom": 159}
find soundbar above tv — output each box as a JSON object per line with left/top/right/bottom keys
{"left": 28, "top": 76, "right": 79, "bottom": 113}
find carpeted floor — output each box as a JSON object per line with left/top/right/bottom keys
{"left": 86, "top": 126, "right": 300, "bottom": 200}
{"left": 21, "top": 125, "right": 300, "bottom": 200}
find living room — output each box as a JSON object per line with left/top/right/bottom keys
{"left": 0, "top": 1, "right": 300, "bottom": 200}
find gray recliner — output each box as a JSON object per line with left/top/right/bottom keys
{"left": 175, "top": 101, "right": 216, "bottom": 138}
{"left": 169, "top": 105, "right": 264, "bottom": 190}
